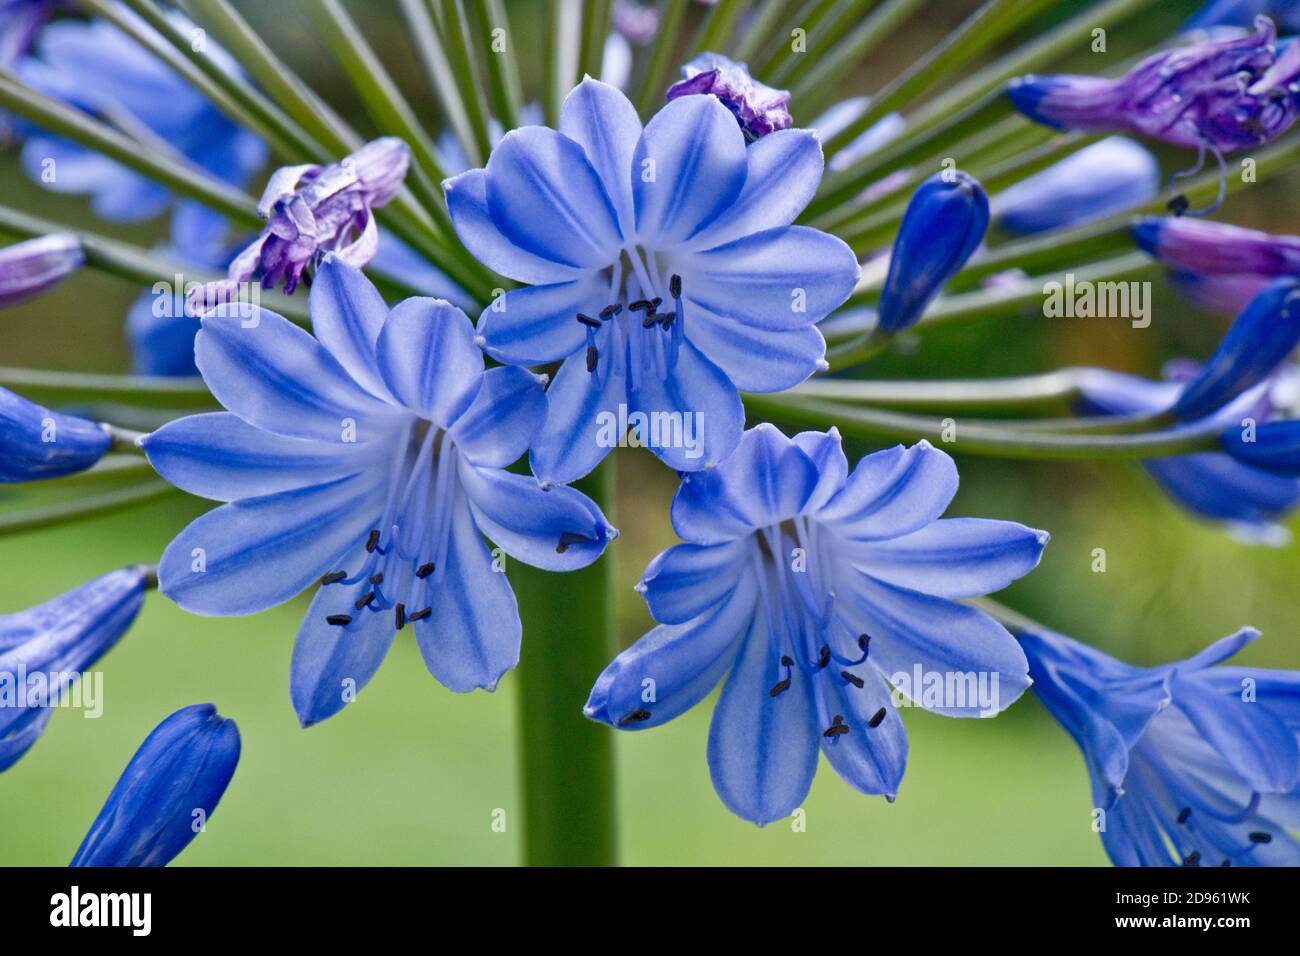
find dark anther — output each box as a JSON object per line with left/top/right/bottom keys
{"left": 769, "top": 678, "right": 791, "bottom": 698}
{"left": 1166, "top": 193, "right": 1190, "bottom": 217}
{"left": 408, "top": 607, "right": 432, "bottom": 622}
{"left": 642, "top": 313, "right": 661, "bottom": 328}
{"left": 628, "top": 299, "right": 654, "bottom": 312}
{"left": 1177, "top": 807, "right": 1191, "bottom": 824}
{"left": 780, "top": 655, "right": 794, "bottom": 667}
{"left": 619, "top": 709, "right": 652, "bottom": 725}
{"left": 841, "top": 670, "right": 864, "bottom": 688}
{"left": 369, "top": 572, "right": 384, "bottom": 585}
{"left": 858, "top": 634, "right": 871, "bottom": 652}
{"left": 320, "top": 570, "right": 347, "bottom": 585}
{"left": 354, "top": 591, "right": 375, "bottom": 610}
{"left": 576, "top": 312, "right": 602, "bottom": 329}
{"left": 658, "top": 311, "right": 676, "bottom": 329}
{"left": 365, "top": 529, "right": 380, "bottom": 553}
{"left": 650, "top": 297, "right": 662, "bottom": 310}
{"left": 395, "top": 603, "right": 406, "bottom": 630}
{"left": 1183, "top": 851, "right": 1201, "bottom": 867}
{"left": 326, "top": 614, "right": 352, "bottom": 626}
{"left": 823, "top": 714, "right": 849, "bottom": 738}
{"left": 599, "top": 304, "right": 622, "bottom": 319}
{"left": 586, "top": 345, "right": 598, "bottom": 373}
{"left": 817, "top": 644, "right": 830, "bottom": 668}
{"left": 867, "top": 707, "right": 887, "bottom": 728}
{"left": 416, "top": 562, "right": 435, "bottom": 578}
{"left": 556, "top": 531, "right": 590, "bottom": 554}
{"left": 1248, "top": 831, "right": 1273, "bottom": 844}
{"left": 669, "top": 274, "right": 682, "bottom": 298}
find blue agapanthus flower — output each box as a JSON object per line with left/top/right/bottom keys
{"left": 1020, "top": 626, "right": 1300, "bottom": 866}
{"left": 71, "top": 703, "right": 240, "bottom": 867}
{"left": 142, "top": 258, "right": 615, "bottom": 726}
{"left": 585, "top": 424, "right": 1047, "bottom": 824}
{"left": 0, "top": 382, "right": 110, "bottom": 482}
{"left": 18, "top": 7, "right": 266, "bottom": 227}
{"left": 0, "top": 232, "right": 82, "bottom": 308}
{"left": 445, "top": 78, "right": 860, "bottom": 484}
{"left": 0, "top": 566, "right": 149, "bottom": 772}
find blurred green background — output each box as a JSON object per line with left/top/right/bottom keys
{"left": 3, "top": 0, "right": 1299, "bottom": 865}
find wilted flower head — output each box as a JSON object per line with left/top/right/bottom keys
{"left": 0, "top": 384, "right": 110, "bottom": 482}
{"left": 0, "top": 566, "right": 149, "bottom": 772}
{"left": 1021, "top": 626, "right": 1300, "bottom": 866}
{"left": 147, "top": 259, "right": 613, "bottom": 726}
{"left": 878, "top": 170, "right": 989, "bottom": 333}
{"left": 1008, "top": 17, "right": 1300, "bottom": 153}
{"left": 666, "top": 52, "right": 793, "bottom": 140}
{"left": 586, "top": 425, "right": 1046, "bottom": 824}
{"left": 994, "top": 137, "right": 1159, "bottom": 235}
{"left": 0, "top": 233, "right": 82, "bottom": 308}
{"left": 71, "top": 703, "right": 240, "bottom": 866}
{"left": 444, "top": 78, "right": 858, "bottom": 484}
{"left": 189, "top": 137, "right": 410, "bottom": 312}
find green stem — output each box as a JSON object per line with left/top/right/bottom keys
{"left": 0, "top": 367, "right": 215, "bottom": 410}
{"left": 512, "top": 456, "right": 618, "bottom": 866}
{"left": 578, "top": 0, "right": 614, "bottom": 82}
{"left": 733, "top": 0, "right": 800, "bottom": 64}
{"left": 689, "top": 0, "right": 747, "bottom": 58}
{"left": 440, "top": 0, "right": 495, "bottom": 165}
{"left": 0, "top": 481, "right": 181, "bottom": 537}
{"left": 967, "top": 596, "right": 1042, "bottom": 635}
{"left": 543, "top": 0, "right": 583, "bottom": 126}
{"left": 636, "top": 0, "right": 689, "bottom": 117}
{"left": 470, "top": 0, "right": 523, "bottom": 131}
{"left": 787, "top": 0, "right": 925, "bottom": 112}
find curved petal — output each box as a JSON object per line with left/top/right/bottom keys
{"left": 1174, "top": 671, "right": 1300, "bottom": 793}
{"left": 585, "top": 573, "right": 757, "bottom": 730}
{"left": 671, "top": 423, "right": 819, "bottom": 544}
{"left": 639, "top": 539, "right": 751, "bottom": 625}
{"left": 309, "top": 257, "right": 393, "bottom": 400}
{"left": 195, "top": 305, "right": 399, "bottom": 443}
{"left": 846, "top": 518, "right": 1049, "bottom": 599}
{"left": 793, "top": 429, "right": 848, "bottom": 513}
{"left": 444, "top": 168, "right": 586, "bottom": 284}
{"left": 530, "top": 348, "right": 628, "bottom": 486}
{"left": 486, "top": 126, "right": 622, "bottom": 269}
{"left": 817, "top": 441, "right": 959, "bottom": 541}
{"left": 687, "top": 128, "right": 824, "bottom": 250}
{"left": 141, "top": 412, "right": 381, "bottom": 502}
{"left": 375, "top": 297, "right": 484, "bottom": 426}
{"left": 477, "top": 274, "right": 604, "bottom": 365}
{"left": 290, "top": 570, "right": 398, "bottom": 727}
{"left": 560, "top": 78, "right": 641, "bottom": 237}
{"left": 687, "top": 303, "right": 825, "bottom": 391}
{"left": 457, "top": 460, "right": 614, "bottom": 571}
{"left": 683, "top": 226, "right": 860, "bottom": 331}
{"left": 707, "top": 604, "right": 818, "bottom": 826}
{"left": 633, "top": 94, "right": 747, "bottom": 246}
{"left": 628, "top": 338, "right": 744, "bottom": 471}
{"left": 411, "top": 492, "right": 521, "bottom": 692}
{"left": 836, "top": 573, "right": 1030, "bottom": 717}
{"left": 450, "top": 366, "right": 547, "bottom": 468}
{"left": 158, "top": 473, "right": 385, "bottom": 616}
{"left": 814, "top": 666, "right": 907, "bottom": 798}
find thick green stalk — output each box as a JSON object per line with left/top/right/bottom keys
{"left": 0, "top": 481, "right": 180, "bottom": 537}
{"left": 0, "top": 367, "right": 215, "bottom": 410}
{"left": 470, "top": 0, "right": 523, "bottom": 131}
{"left": 440, "top": 0, "right": 495, "bottom": 164}
{"left": 511, "top": 458, "right": 618, "bottom": 866}
{"left": 689, "top": 0, "right": 748, "bottom": 58}
{"left": 636, "top": 0, "right": 689, "bottom": 117}
{"left": 578, "top": 0, "right": 614, "bottom": 81}
{"left": 544, "top": 0, "right": 583, "bottom": 126}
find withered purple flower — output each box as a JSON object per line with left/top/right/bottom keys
{"left": 666, "top": 53, "right": 793, "bottom": 140}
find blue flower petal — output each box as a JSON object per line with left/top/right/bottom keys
{"left": 444, "top": 168, "right": 587, "bottom": 284}
{"left": 671, "top": 423, "right": 819, "bottom": 544}
{"left": 411, "top": 494, "right": 520, "bottom": 692}
{"left": 684, "top": 225, "right": 860, "bottom": 330}
{"left": 486, "top": 126, "right": 623, "bottom": 269}
{"left": 159, "top": 473, "right": 385, "bottom": 615}
{"left": 560, "top": 78, "right": 642, "bottom": 236}
{"left": 792, "top": 428, "right": 848, "bottom": 512}
{"left": 477, "top": 274, "right": 605, "bottom": 365}
{"left": 457, "top": 460, "right": 613, "bottom": 571}
{"left": 450, "top": 366, "right": 547, "bottom": 468}
{"left": 141, "top": 412, "right": 381, "bottom": 502}
{"left": 375, "top": 297, "right": 484, "bottom": 427}
{"left": 309, "top": 258, "right": 394, "bottom": 400}
{"left": 707, "top": 604, "right": 819, "bottom": 826}
{"left": 817, "top": 441, "right": 959, "bottom": 541}
{"left": 633, "top": 94, "right": 747, "bottom": 246}
{"left": 847, "top": 518, "right": 1049, "bottom": 599}
{"left": 639, "top": 539, "right": 750, "bottom": 625}
{"left": 628, "top": 338, "right": 744, "bottom": 471}
{"left": 195, "top": 304, "right": 399, "bottom": 443}
{"left": 687, "top": 302, "right": 826, "bottom": 391}
{"left": 814, "top": 667, "right": 907, "bottom": 798}
{"left": 530, "top": 349, "right": 628, "bottom": 486}
{"left": 585, "top": 572, "right": 756, "bottom": 730}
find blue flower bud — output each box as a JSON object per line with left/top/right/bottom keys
{"left": 1, "top": 566, "right": 150, "bottom": 771}
{"left": 1222, "top": 419, "right": 1300, "bottom": 474}
{"left": 1173, "top": 276, "right": 1300, "bottom": 420}
{"left": 0, "top": 385, "right": 111, "bottom": 482}
{"left": 0, "top": 234, "right": 83, "bottom": 308}
{"left": 71, "top": 703, "right": 240, "bottom": 867}
{"left": 878, "top": 170, "right": 988, "bottom": 333}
